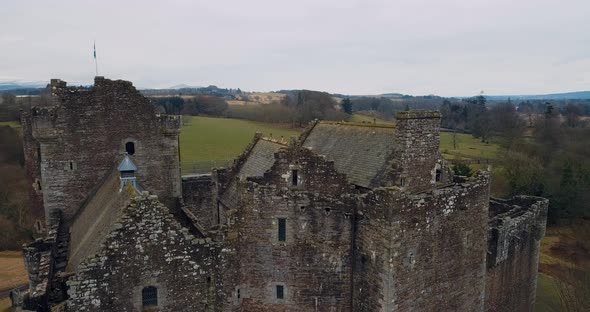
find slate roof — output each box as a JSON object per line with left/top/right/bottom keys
{"left": 68, "top": 169, "right": 132, "bottom": 271}
{"left": 237, "top": 139, "right": 285, "bottom": 179}
{"left": 301, "top": 122, "right": 396, "bottom": 188}
{"left": 117, "top": 154, "right": 137, "bottom": 171}
{"left": 219, "top": 138, "right": 286, "bottom": 208}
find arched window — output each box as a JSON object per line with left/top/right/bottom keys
{"left": 125, "top": 142, "right": 135, "bottom": 155}
{"left": 142, "top": 286, "right": 157, "bottom": 308}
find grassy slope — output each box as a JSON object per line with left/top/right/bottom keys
{"left": 180, "top": 116, "right": 298, "bottom": 173}
{"left": 0, "top": 251, "right": 27, "bottom": 292}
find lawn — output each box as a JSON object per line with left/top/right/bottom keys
{"left": 180, "top": 116, "right": 299, "bottom": 174}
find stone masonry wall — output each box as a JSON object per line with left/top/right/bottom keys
{"left": 66, "top": 194, "right": 225, "bottom": 312}
{"left": 392, "top": 110, "right": 443, "bottom": 192}
{"left": 354, "top": 172, "right": 490, "bottom": 312}
{"left": 182, "top": 174, "right": 218, "bottom": 230}
{"left": 223, "top": 145, "right": 356, "bottom": 311}
{"left": 25, "top": 77, "right": 181, "bottom": 222}
{"left": 485, "top": 197, "right": 548, "bottom": 312}
{"left": 21, "top": 112, "right": 45, "bottom": 231}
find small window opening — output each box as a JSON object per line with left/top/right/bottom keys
{"left": 325, "top": 207, "right": 331, "bottom": 215}
{"left": 291, "top": 169, "right": 298, "bottom": 186}
{"left": 300, "top": 205, "right": 305, "bottom": 211}
{"left": 237, "top": 288, "right": 241, "bottom": 299}
{"left": 400, "top": 177, "right": 406, "bottom": 187}
{"left": 34, "top": 220, "right": 43, "bottom": 232}
{"left": 278, "top": 218, "right": 286, "bottom": 242}
{"left": 435, "top": 169, "right": 442, "bottom": 182}
{"left": 69, "top": 161, "right": 73, "bottom": 170}
{"left": 276, "top": 285, "right": 284, "bottom": 299}
{"left": 36, "top": 180, "right": 42, "bottom": 191}
{"left": 142, "top": 286, "right": 158, "bottom": 308}
{"left": 126, "top": 142, "right": 135, "bottom": 155}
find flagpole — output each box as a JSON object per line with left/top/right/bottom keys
{"left": 94, "top": 41, "right": 99, "bottom": 76}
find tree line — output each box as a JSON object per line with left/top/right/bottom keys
{"left": 441, "top": 96, "right": 590, "bottom": 224}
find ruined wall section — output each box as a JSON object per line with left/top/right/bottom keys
{"left": 354, "top": 173, "right": 490, "bottom": 312}
{"left": 21, "top": 112, "right": 46, "bottom": 231}
{"left": 485, "top": 196, "right": 548, "bottom": 312}
{"left": 26, "top": 77, "right": 181, "bottom": 222}
{"left": 66, "top": 194, "right": 225, "bottom": 312}
{"left": 224, "top": 146, "right": 356, "bottom": 311}
{"left": 391, "top": 110, "right": 448, "bottom": 191}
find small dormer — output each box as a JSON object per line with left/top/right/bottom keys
{"left": 118, "top": 154, "right": 138, "bottom": 191}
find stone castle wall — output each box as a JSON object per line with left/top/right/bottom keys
{"left": 21, "top": 112, "right": 46, "bottom": 231}
{"left": 485, "top": 197, "right": 548, "bottom": 312}
{"left": 23, "top": 77, "right": 181, "bottom": 222}
{"left": 223, "top": 146, "right": 357, "bottom": 311}
{"left": 67, "top": 194, "right": 225, "bottom": 312}
{"left": 354, "top": 173, "right": 491, "bottom": 311}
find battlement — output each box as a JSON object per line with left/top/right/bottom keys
{"left": 157, "top": 114, "right": 182, "bottom": 134}
{"left": 487, "top": 196, "right": 548, "bottom": 267}
{"left": 395, "top": 110, "right": 441, "bottom": 119}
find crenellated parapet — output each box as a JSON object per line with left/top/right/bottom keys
{"left": 157, "top": 114, "right": 182, "bottom": 135}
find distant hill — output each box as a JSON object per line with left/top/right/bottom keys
{"left": 485, "top": 91, "right": 590, "bottom": 101}
{"left": 0, "top": 82, "right": 46, "bottom": 91}
{"left": 168, "top": 84, "right": 203, "bottom": 89}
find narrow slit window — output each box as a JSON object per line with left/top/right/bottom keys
{"left": 278, "top": 218, "right": 286, "bottom": 242}
{"left": 126, "top": 141, "right": 135, "bottom": 155}
{"left": 276, "top": 285, "right": 284, "bottom": 299}
{"left": 291, "top": 169, "right": 298, "bottom": 186}
{"left": 237, "top": 288, "right": 241, "bottom": 299}
{"left": 435, "top": 169, "right": 442, "bottom": 182}
{"left": 142, "top": 286, "right": 158, "bottom": 307}
{"left": 69, "top": 161, "right": 73, "bottom": 170}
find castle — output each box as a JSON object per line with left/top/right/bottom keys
{"left": 15, "top": 77, "right": 547, "bottom": 311}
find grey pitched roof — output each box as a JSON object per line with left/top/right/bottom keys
{"left": 117, "top": 154, "right": 137, "bottom": 171}
{"left": 219, "top": 139, "right": 285, "bottom": 208}
{"left": 237, "top": 139, "right": 285, "bottom": 179}
{"left": 68, "top": 169, "right": 132, "bottom": 271}
{"left": 302, "top": 122, "right": 396, "bottom": 188}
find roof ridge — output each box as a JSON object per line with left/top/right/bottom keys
{"left": 318, "top": 120, "right": 395, "bottom": 129}
{"left": 259, "top": 137, "right": 289, "bottom": 146}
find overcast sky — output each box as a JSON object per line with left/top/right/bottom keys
{"left": 1, "top": 0, "right": 588, "bottom": 96}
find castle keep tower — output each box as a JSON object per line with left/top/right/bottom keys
{"left": 22, "top": 77, "right": 182, "bottom": 225}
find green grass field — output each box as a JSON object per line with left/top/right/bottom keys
{"left": 350, "top": 114, "right": 392, "bottom": 125}
{"left": 180, "top": 116, "right": 298, "bottom": 173}
{"left": 179, "top": 116, "right": 500, "bottom": 173}
{"left": 440, "top": 132, "right": 499, "bottom": 160}
{"left": 535, "top": 273, "right": 561, "bottom": 311}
